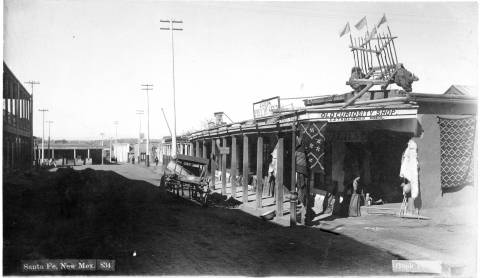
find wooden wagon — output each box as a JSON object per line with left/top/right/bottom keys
{"left": 161, "top": 154, "right": 211, "bottom": 205}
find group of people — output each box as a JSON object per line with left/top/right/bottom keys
{"left": 322, "top": 177, "right": 363, "bottom": 218}
{"left": 129, "top": 156, "right": 159, "bottom": 166}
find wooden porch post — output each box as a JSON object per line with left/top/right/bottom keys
{"left": 242, "top": 134, "right": 249, "bottom": 204}
{"left": 256, "top": 136, "right": 263, "bottom": 209}
{"left": 221, "top": 137, "right": 227, "bottom": 195}
{"left": 290, "top": 126, "right": 297, "bottom": 226}
{"left": 211, "top": 138, "right": 216, "bottom": 190}
{"left": 291, "top": 126, "right": 297, "bottom": 192}
{"left": 231, "top": 136, "right": 238, "bottom": 198}
{"left": 202, "top": 140, "right": 207, "bottom": 159}
{"left": 276, "top": 136, "right": 284, "bottom": 219}
{"left": 195, "top": 141, "right": 200, "bottom": 157}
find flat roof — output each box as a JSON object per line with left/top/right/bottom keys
{"left": 46, "top": 144, "right": 105, "bottom": 150}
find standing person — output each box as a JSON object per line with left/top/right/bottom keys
{"left": 268, "top": 154, "right": 276, "bottom": 197}
{"left": 349, "top": 177, "right": 362, "bottom": 217}
{"left": 155, "top": 156, "right": 159, "bottom": 166}
{"left": 132, "top": 156, "right": 135, "bottom": 164}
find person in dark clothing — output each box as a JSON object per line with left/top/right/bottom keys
{"left": 349, "top": 177, "right": 362, "bottom": 216}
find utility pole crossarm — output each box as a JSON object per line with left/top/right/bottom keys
{"left": 25, "top": 81, "right": 40, "bottom": 94}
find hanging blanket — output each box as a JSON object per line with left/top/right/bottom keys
{"left": 298, "top": 122, "right": 328, "bottom": 173}
{"left": 438, "top": 116, "right": 476, "bottom": 191}
{"left": 295, "top": 135, "right": 308, "bottom": 176}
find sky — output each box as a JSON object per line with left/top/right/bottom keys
{"left": 4, "top": 1, "right": 478, "bottom": 140}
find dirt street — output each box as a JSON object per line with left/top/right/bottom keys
{"left": 4, "top": 164, "right": 402, "bottom": 276}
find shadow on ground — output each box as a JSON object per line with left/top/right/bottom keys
{"left": 4, "top": 168, "right": 399, "bottom": 276}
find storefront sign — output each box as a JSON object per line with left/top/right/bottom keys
{"left": 304, "top": 107, "right": 417, "bottom": 122}
{"left": 253, "top": 97, "right": 280, "bottom": 119}
{"left": 219, "top": 147, "right": 230, "bottom": 154}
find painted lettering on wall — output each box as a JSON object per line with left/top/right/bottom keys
{"left": 318, "top": 108, "right": 397, "bottom": 122}
{"left": 253, "top": 97, "right": 280, "bottom": 119}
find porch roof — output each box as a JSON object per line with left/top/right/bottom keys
{"left": 189, "top": 101, "right": 419, "bottom": 140}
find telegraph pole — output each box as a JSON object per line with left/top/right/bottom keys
{"left": 46, "top": 120, "right": 53, "bottom": 159}
{"left": 136, "top": 109, "right": 144, "bottom": 164}
{"left": 100, "top": 132, "right": 105, "bottom": 147}
{"left": 113, "top": 121, "right": 119, "bottom": 142}
{"left": 25, "top": 80, "right": 39, "bottom": 165}
{"left": 38, "top": 109, "right": 48, "bottom": 164}
{"left": 112, "top": 121, "right": 118, "bottom": 163}
{"left": 161, "top": 108, "right": 173, "bottom": 137}
{"left": 141, "top": 84, "right": 153, "bottom": 166}
{"left": 160, "top": 19, "right": 183, "bottom": 158}
{"left": 100, "top": 132, "right": 105, "bottom": 165}
{"left": 109, "top": 137, "right": 113, "bottom": 163}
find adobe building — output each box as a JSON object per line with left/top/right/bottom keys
{"left": 188, "top": 87, "right": 476, "bottom": 217}
{"left": 37, "top": 141, "right": 105, "bottom": 166}
{"left": 159, "top": 135, "right": 193, "bottom": 163}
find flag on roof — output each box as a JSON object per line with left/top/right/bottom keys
{"left": 339, "top": 22, "right": 350, "bottom": 37}
{"left": 366, "top": 26, "right": 377, "bottom": 41}
{"left": 377, "top": 14, "right": 387, "bottom": 28}
{"left": 355, "top": 16, "right": 367, "bottom": 30}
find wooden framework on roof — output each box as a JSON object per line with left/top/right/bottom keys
{"left": 345, "top": 26, "right": 400, "bottom": 108}
{"left": 348, "top": 26, "right": 399, "bottom": 83}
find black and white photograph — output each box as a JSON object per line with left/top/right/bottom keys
{"left": 2, "top": 1, "right": 478, "bottom": 276}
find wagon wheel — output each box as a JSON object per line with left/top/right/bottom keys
{"left": 201, "top": 185, "right": 213, "bottom": 208}
{"left": 165, "top": 179, "right": 173, "bottom": 192}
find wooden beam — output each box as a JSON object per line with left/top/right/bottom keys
{"left": 231, "top": 136, "right": 237, "bottom": 198}
{"left": 211, "top": 138, "right": 216, "bottom": 190}
{"left": 377, "top": 37, "right": 395, "bottom": 54}
{"left": 345, "top": 79, "right": 387, "bottom": 86}
{"left": 242, "top": 134, "right": 249, "bottom": 204}
{"left": 342, "top": 82, "right": 375, "bottom": 108}
{"left": 256, "top": 136, "right": 263, "bottom": 209}
{"left": 202, "top": 140, "right": 207, "bottom": 159}
{"left": 291, "top": 124, "right": 296, "bottom": 193}
{"left": 275, "top": 136, "right": 284, "bottom": 219}
{"left": 195, "top": 141, "right": 200, "bottom": 158}
{"left": 221, "top": 137, "right": 227, "bottom": 195}
{"left": 350, "top": 46, "right": 379, "bottom": 54}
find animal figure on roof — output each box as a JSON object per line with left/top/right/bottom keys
{"left": 393, "top": 63, "right": 419, "bottom": 92}
{"left": 349, "top": 67, "right": 367, "bottom": 92}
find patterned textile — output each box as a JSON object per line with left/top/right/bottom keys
{"left": 438, "top": 117, "right": 476, "bottom": 190}
{"left": 295, "top": 135, "right": 308, "bottom": 176}
{"left": 299, "top": 122, "right": 328, "bottom": 173}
